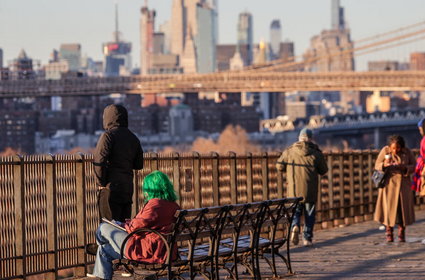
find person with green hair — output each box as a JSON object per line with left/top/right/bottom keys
{"left": 87, "top": 171, "right": 180, "bottom": 280}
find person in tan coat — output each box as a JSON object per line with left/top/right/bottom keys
{"left": 374, "top": 135, "right": 416, "bottom": 242}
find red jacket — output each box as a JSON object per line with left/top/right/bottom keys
{"left": 124, "top": 198, "right": 180, "bottom": 263}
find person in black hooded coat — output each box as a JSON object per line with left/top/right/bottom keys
{"left": 94, "top": 104, "right": 143, "bottom": 222}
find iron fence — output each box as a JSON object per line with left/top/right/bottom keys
{"left": 0, "top": 150, "right": 424, "bottom": 279}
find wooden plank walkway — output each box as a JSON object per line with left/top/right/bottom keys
{"left": 81, "top": 210, "right": 425, "bottom": 280}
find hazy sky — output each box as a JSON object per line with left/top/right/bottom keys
{"left": 1, "top": 0, "right": 425, "bottom": 70}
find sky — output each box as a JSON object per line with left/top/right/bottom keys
{"left": 1, "top": 0, "right": 425, "bottom": 70}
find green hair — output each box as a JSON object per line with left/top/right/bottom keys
{"left": 142, "top": 171, "right": 177, "bottom": 202}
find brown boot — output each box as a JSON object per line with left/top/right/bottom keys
{"left": 398, "top": 225, "right": 406, "bottom": 242}
{"left": 386, "top": 226, "right": 394, "bottom": 242}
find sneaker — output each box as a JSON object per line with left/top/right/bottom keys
{"left": 290, "top": 226, "right": 300, "bottom": 245}
{"left": 85, "top": 243, "right": 99, "bottom": 256}
{"left": 303, "top": 239, "right": 313, "bottom": 247}
{"left": 121, "top": 272, "right": 133, "bottom": 277}
{"left": 86, "top": 273, "right": 96, "bottom": 278}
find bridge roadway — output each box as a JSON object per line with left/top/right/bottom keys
{"left": 80, "top": 210, "right": 425, "bottom": 280}
{"left": 1, "top": 71, "right": 425, "bottom": 97}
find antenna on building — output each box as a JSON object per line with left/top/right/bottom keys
{"left": 114, "top": 3, "right": 120, "bottom": 42}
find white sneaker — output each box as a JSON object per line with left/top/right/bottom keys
{"left": 86, "top": 273, "right": 96, "bottom": 278}
{"left": 121, "top": 272, "right": 133, "bottom": 277}
{"left": 290, "top": 226, "right": 300, "bottom": 245}
{"left": 303, "top": 239, "right": 313, "bottom": 247}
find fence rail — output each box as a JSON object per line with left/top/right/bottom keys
{"left": 0, "top": 150, "right": 424, "bottom": 279}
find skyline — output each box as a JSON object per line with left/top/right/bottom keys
{"left": 1, "top": 0, "right": 425, "bottom": 70}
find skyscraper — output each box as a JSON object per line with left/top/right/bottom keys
{"left": 103, "top": 4, "right": 132, "bottom": 76}
{"left": 237, "top": 12, "right": 253, "bottom": 65}
{"left": 331, "top": 0, "right": 345, "bottom": 30}
{"left": 0, "top": 48, "right": 3, "bottom": 68}
{"left": 59, "top": 44, "right": 81, "bottom": 71}
{"left": 140, "top": 5, "right": 155, "bottom": 74}
{"left": 171, "top": 0, "right": 216, "bottom": 73}
{"left": 269, "top": 19, "right": 282, "bottom": 60}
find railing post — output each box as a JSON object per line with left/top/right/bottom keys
{"left": 173, "top": 152, "right": 181, "bottom": 205}
{"left": 74, "top": 154, "right": 87, "bottom": 276}
{"left": 359, "top": 152, "right": 365, "bottom": 215}
{"left": 45, "top": 154, "right": 58, "bottom": 280}
{"left": 261, "top": 152, "right": 269, "bottom": 201}
{"left": 327, "top": 153, "right": 334, "bottom": 221}
{"left": 211, "top": 152, "right": 220, "bottom": 206}
{"left": 229, "top": 152, "right": 237, "bottom": 204}
{"left": 13, "top": 155, "right": 25, "bottom": 279}
{"left": 367, "top": 150, "right": 374, "bottom": 214}
{"left": 339, "top": 154, "right": 345, "bottom": 219}
{"left": 275, "top": 153, "right": 284, "bottom": 198}
{"left": 192, "top": 152, "right": 201, "bottom": 208}
{"left": 151, "top": 152, "right": 159, "bottom": 171}
{"left": 246, "top": 152, "right": 253, "bottom": 203}
{"left": 348, "top": 153, "right": 355, "bottom": 217}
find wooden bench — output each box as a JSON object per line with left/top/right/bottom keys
{"left": 112, "top": 197, "right": 302, "bottom": 280}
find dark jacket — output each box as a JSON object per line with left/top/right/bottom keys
{"left": 94, "top": 104, "right": 143, "bottom": 203}
{"left": 276, "top": 141, "right": 328, "bottom": 203}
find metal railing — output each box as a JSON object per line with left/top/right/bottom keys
{"left": 0, "top": 150, "right": 424, "bottom": 279}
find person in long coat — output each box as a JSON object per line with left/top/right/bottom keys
{"left": 88, "top": 171, "right": 180, "bottom": 280}
{"left": 374, "top": 135, "right": 416, "bottom": 242}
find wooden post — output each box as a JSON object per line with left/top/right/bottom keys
{"left": 358, "top": 152, "right": 365, "bottom": 215}
{"left": 192, "top": 152, "right": 201, "bottom": 208}
{"left": 229, "top": 152, "right": 237, "bottom": 204}
{"left": 151, "top": 152, "right": 159, "bottom": 171}
{"left": 367, "top": 151, "right": 374, "bottom": 214}
{"left": 246, "top": 153, "right": 253, "bottom": 203}
{"left": 339, "top": 154, "right": 345, "bottom": 218}
{"left": 13, "top": 155, "right": 25, "bottom": 278}
{"left": 327, "top": 154, "right": 334, "bottom": 220}
{"left": 348, "top": 153, "right": 355, "bottom": 217}
{"left": 45, "top": 155, "right": 58, "bottom": 280}
{"left": 211, "top": 152, "right": 220, "bottom": 206}
{"left": 74, "top": 154, "right": 86, "bottom": 276}
{"left": 261, "top": 152, "right": 269, "bottom": 200}
{"left": 173, "top": 152, "right": 181, "bottom": 205}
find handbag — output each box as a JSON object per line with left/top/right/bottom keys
{"left": 372, "top": 170, "right": 387, "bottom": 188}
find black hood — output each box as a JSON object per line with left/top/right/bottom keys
{"left": 102, "top": 104, "right": 128, "bottom": 130}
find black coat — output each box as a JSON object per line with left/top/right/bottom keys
{"left": 94, "top": 104, "right": 143, "bottom": 203}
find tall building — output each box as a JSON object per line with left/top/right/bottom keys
{"left": 59, "top": 44, "right": 81, "bottom": 71}
{"left": 103, "top": 4, "right": 132, "bottom": 76}
{"left": 303, "top": 0, "right": 353, "bottom": 72}
{"left": 170, "top": 0, "right": 217, "bottom": 73}
{"left": 10, "top": 50, "right": 34, "bottom": 79}
{"left": 237, "top": 12, "right": 253, "bottom": 65}
{"left": 331, "top": 0, "right": 345, "bottom": 30}
{"left": 0, "top": 48, "right": 3, "bottom": 68}
{"left": 140, "top": 5, "right": 155, "bottom": 74}
{"left": 269, "top": 20, "right": 282, "bottom": 60}
{"left": 410, "top": 52, "right": 425, "bottom": 70}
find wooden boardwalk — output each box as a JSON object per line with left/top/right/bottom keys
{"left": 82, "top": 210, "right": 425, "bottom": 280}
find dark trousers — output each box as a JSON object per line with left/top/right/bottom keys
{"left": 97, "top": 187, "right": 132, "bottom": 223}
{"left": 291, "top": 202, "right": 316, "bottom": 242}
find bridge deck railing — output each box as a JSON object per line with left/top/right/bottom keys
{"left": 1, "top": 150, "right": 424, "bottom": 279}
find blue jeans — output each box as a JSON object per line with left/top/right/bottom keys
{"left": 291, "top": 202, "right": 316, "bottom": 242}
{"left": 93, "top": 223, "right": 128, "bottom": 279}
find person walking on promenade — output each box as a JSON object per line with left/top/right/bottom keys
{"left": 94, "top": 104, "right": 144, "bottom": 222}
{"left": 276, "top": 128, "right": 328, "bottom": 247}
{"left": 374, "top": 135, "right": 416, "bottom": 242}
{"left": 412, "top": 118, "right": 425, "bottom": 197}
{"left": 87, "top": 171, "right": 180, "bottom": 280}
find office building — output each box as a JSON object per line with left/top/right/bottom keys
{"left": 10, "top": 50, "right": 34, "bottom": 79}
{"left": 140, "top": 5, "right": 155, "bottom": 74}
{"left": 368, "top": 61, "right": 399, "bottom": 71}
{"left": 269, "top": 20, "right": 282, "bottom": 60}
{"left": 0, "top": 48, "right": 3, "bottom": 68}
{"left": 332, "top": 0, "right": 345, "bottom": 30}
{"left": 59, "top": 44, "right": 81, "bottom": 71}
{"left": 410, "top": 52, "right": 425, "bottom": 70}
{"left": 237, "top": 12, "right": 253, "bottom": 65}
{"left": 0, "top": 111, "right": 37, "bottom": 154}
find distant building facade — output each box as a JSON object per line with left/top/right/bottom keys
{"left": 237, "top": 12, "right": 253, "bottom": 65}
{"left": 410, "top": 52, "right": 425, "bottom": 70}
{"left": 368, "top": 61, "right": 399, "bottom": 71}
{"left": 59, "top": 44, "right": 81, "bottom": 71}
{"left": 269, "top": 19, "right": 282, "bottom": 60}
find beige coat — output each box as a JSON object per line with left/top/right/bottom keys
{"left": 374, "top": 146, "right": 416, "bottom": 227}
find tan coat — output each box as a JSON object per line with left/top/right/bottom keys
{"left": 374, "top": 146, "right": 416, "bottom": 227}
